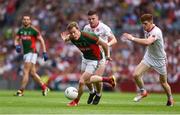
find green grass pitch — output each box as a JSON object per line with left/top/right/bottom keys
{"left": 0, "top": 90, "right": 179, "bottom": 114}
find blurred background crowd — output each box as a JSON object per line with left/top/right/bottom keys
{"left": 0, "top": 0, "right": 179, "bottom": 92}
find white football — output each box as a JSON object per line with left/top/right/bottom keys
{"left": 64, "top": 87, "right": 78, "bottom": 100}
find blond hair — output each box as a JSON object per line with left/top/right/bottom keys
{"left": 67, "top": 22, "right": 79, "bottom": 30}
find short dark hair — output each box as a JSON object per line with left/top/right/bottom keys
{"left": 22, "top": 12, "right": 32, "bottom": 19}
{"left": 140, "top": 14, "right": 153, "bottom": 23}
{"left": 67, "top": 21, "right": 79, "bottom": 30}
{"left": 87, "top": 10, "right": 98, "bottom": 16}
{"left": 22, "top": 15, "right": 31, "bottom": 19}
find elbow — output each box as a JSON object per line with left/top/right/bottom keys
{"left": 114, "top": 39, "right": 117, "bottom": 44}
{"left": 103, "top": 43, "right": 109, "bottom": 50}
{"left": 110, "top": 39, "right": 117, "bottom": 46}
{"left": 144, "top": 40, "right": 153, "bottom": 46}
{"left": 144, "top": 42, "right": 150, "bottom": 46}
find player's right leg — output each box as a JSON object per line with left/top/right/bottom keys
{"left": 30, "top": 64, "right": 49, "bottom": 96}
{"left": 68, "top": 72, "right": 92, "bottom": 107}
{"left": 14, "top": 62, "right": 32, "bottom": 96}
{"left": 26, "top": 52, "right": 49, "bottom": 96}
{"left": 133, "top": 61, "right": 150, "bottom": 102}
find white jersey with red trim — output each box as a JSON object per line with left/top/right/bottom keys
{"left": 144, "top": 25, "right": 166, "bottom": 60}
{"left": 83, "top": 21, "right": 112, "bottom": 43}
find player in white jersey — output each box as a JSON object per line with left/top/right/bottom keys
{"left": 122, "top": 13, "right": 174, "bottom": 106}
{"left": 83, "top": 10, "right": 117, "bottom": 105}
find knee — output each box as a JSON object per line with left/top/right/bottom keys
{"left": 159, "top": 78, "right": 167, "bottom": 85}
{"left": 30, "top": 70, "right": 37, "bottom": 77}
{"left": 89, "top": 77, "right": 93, "bottom": 83}
{"left": 79, "top": 78, "right": 85, "bottom": 85}
{"left": 90, "top": 75, "right": 96, "bottom": 82}
{"left": 23, "top": 69, "right": 30, "bottom": 75}
{"left": 132, "top": 72, "right": 141, "bottom": 79}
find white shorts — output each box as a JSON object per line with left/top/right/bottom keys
{"left": 23, "top": 52, "right": 38, "bottom": 64}
{"left": 142, "top": 56, "right": 167, "bottom": 75}
{"left": 81, "top": 57, "right": 105, "bottom": 74}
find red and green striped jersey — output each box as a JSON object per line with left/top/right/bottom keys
{"left": 71, "top": 32, "right": 102, "bottom": 60}
{"left": 16, "top": 26, "right": 40, "bottom": 54}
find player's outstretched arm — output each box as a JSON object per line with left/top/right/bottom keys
{"left": 122, "top": 33, "right": 156, "bottom": 45}
{"left": 60, "top": 31, "right": 70, "bottom": 42}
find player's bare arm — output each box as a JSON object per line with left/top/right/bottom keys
{"left": 14, "top": 35, "right": 21, "bottom": 46}
{"left": 123, "top": 33, "right": 157, "bottom": 45}
{"left": 107, "top": 34, "right": 117, "bottom": 46}
{"left": 38, "top": 35, "right": 47, "bottom": 52}
{"left": 97, "top": 38, "right": 111, "bottom": 60}
{"left": 60, "top": 31, "right": 70, "bottom": 42}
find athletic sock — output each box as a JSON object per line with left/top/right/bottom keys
{"left": 74, "top": 98, "right": 79, "bottom": 103}
{"left": 168, "top": 95, "right": 173, "bottom": 100}
{"left": 89, "top": 88, "right": 95, "bottom": 94}
{"left": 19, "top": 88, "right": 24, "bottom": 93}
{"left": 96, "top": 93, "right": 101, "bottom": 97}
{"left": 102, "top": 77, "right": 110, "bottom": 82}
{"left": 41, "top": 83, "right": 47, "bottom": 90}
{"left": 140, "top": 88, "right": 146, "bottom": 93}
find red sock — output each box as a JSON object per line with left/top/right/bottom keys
{"left": 41, "top": 83, "right": 47, "bottom": 90}
{"left": 19, "top": 88, "right": 24, "bottom": 92}
{"left": 74, "top": 98, "right": 79, "bottom": 103}
{"left": 102, "top": 77, "right": 110, "bottom": 83}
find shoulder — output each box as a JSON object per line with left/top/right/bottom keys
{"left": 99, "top": 22, "right": 111, "bottom": 30}
{"left": 84, "top": 24, "right": 91, "bottom": 29}
{"left": 81, "top": 31, "right": 99, "bottom": 41}
{"left": 152, "top": 26, "right": 162, "bottom": 35}
{"left": 17, "top": 27, "right": 24, "bottom": 31}
{"left": 16, "top": 27, "right": 24, "bottom": 34}
{"left": 30, "top": 26, "right": 40, "bottom": 33}
{"left": 83, "top": 24, "right": 91, "bottom": 31}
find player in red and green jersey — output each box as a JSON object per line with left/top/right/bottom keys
{"left": 60, "top": 22, "right": 116, "bottom": 107}
{"left": 14, "top": 15, "right": 49, "bottom": 96}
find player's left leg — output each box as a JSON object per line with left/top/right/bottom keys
{"left": 86, "top": 83, "right": 96, "bottom": 104}
{"left": 92, "top": 61, "right": 106, "bottom": 105}
{"left": 90, "top": 75, "right": 116, "bottom": 88}
{"left": 81, "top": 58, "right": 95, "bottom": 98}
{"left": 92, "top": 82, "right": 102, "bottom": 104}
{"left": 153, "top": 59, "right": 174, "bottom": 106}
{"left": 159, "top": 74, "right": 174, "bottom": 106}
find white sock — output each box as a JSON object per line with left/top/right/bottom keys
{"left": 168, "top": 95, "right": 173, "bottom": 100}
{"left": 96, "top": 93, "right": 101, "bottom": 97}
{"left": 140, "top": 88, "right": 146, "bottom": 93}
{"left": 89, "top": 88, "right": 95, "bottom": 94}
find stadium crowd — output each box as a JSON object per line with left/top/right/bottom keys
{"left": 0, "top": 0, "right": 179, "bottom": 91}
